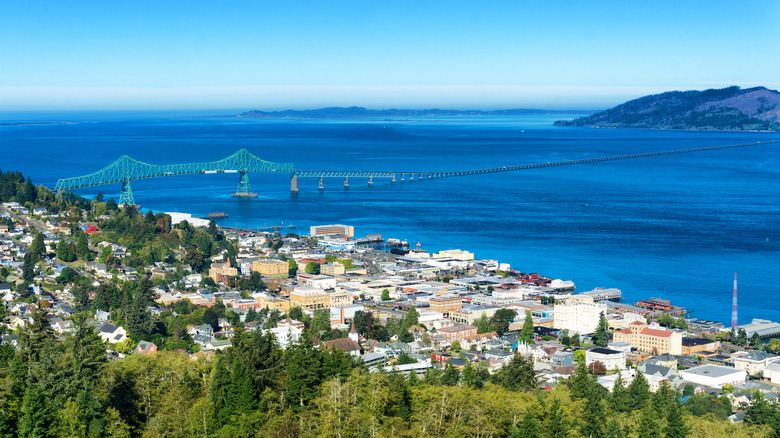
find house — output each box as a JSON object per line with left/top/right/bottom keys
{"left": 51, "top": 319, "right": 74, "bottom": 334}
{"left": 321, "top": 337, "right": 362, "bottom": 356}
{"left": 135, "top": 341, "right": 158, "bottom": 355}
{"left": 205, "top": 337, "right": 232, "bottom": 351}
{"left": 95, "top": 309, "right": 111, "bottom": 322}
{"left": 99, "top": 324, "right": 127, "bottom": 344}
{"left": 188, "top": 324, "right": 214, "bottom": 338}
{"left": 552, "top": 351, "right": 575, "bottom": 368}
{"left": 762, "top": 361, "right": 780, "bottom": 384}
{"left": 731, "top": 351, "right": 778, "bottom": 376}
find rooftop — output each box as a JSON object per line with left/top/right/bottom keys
{"left": 681, "top": 364, "right": 745, "bottom": 378}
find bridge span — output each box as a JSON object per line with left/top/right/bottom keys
{"left": 54, "top": 140, "right": 777, "bottom": 205}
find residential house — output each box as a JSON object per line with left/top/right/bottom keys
{"left": 135, "top": 341, "right": 158, "bottom": 355}
{"left": 99, "top": 324, "right": 127, "bottom": 344}
{"left": 732, "top": 351, "right": 778, "bottom": 376}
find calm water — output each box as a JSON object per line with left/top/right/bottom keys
{"left": 2, "top": 112, "right": 779, "bottom": 325}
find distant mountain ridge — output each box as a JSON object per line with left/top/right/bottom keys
{"left": 238, "top": 106, "right": 583, "bottom": 118}
{"left": 554, "top": 86, "right": 780, "bottom": 131}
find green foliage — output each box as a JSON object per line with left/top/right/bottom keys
{"left": 381, "top": 288, "right": 390, "bottom": 301}
{"left": 304, "top": 262, "right": 320, "bottom": 275}
{"left": 592, "top": 313, "right": 609, "bottom": 347}
{"left": 489, "top": 308, "right": 517, "bottom": 336}
{"left": 520, "top": 311, "right": 534, "bottom": 341}
{"left": 491, "top": 352, "right": 538, "bottom": 391}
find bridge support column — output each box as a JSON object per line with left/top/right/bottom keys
{"left": 343, "top": 177, "right": 349, "bottom": 188}
{"left": 418, "top": 174, "right": 423, "bottom": 180}
{"left": 368, "top": 176, "right": 373, "bottom": 185}
{"left": 119, "top": 179, "right": 135, "bottom": 206}
{"left": 391, "top": 174, "right": 396, "bottom": 183}
{"left": 401, "top": 174, "right": 405, "bottom": 181}
{"left": 318, "top": 176, "right": 324, "bottom": 190}
{"left": 231, "top": 170, "right": 258, "bottom": 198}
{"left": 290, "top": 174, "right": 298, "bottom": 193}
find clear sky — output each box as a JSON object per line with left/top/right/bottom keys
{"left": 1, "top": 1, "right": 778, "bottom": 111}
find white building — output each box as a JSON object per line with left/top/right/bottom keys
{"left": 553, "top": 299, "right": 607, "bottom": 334}
{"left": 731, "top": 351, "right": 778, "bottom": 376}
{"left": 267, "top": 325, "right": 303, "bottom": 349}
{"left": 679, "top": 365, "right": 747, "bottom": 389}
{"left": 305, "top": 274, "right": 337, "bottom": 290}
{"left": 586, "top": 347, "right": 626, "bottom": 371}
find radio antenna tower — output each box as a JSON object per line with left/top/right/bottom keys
{"left": 731, "top": 273, "right": 738, "bottom": 329}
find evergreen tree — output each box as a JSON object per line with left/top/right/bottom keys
{"left": 441, "top": 363, "right": 460, "bottom": 386}
{"left": 28, "top": 233, "right": 45, "bottom": 263}
{"left": 76, "top": 232, "right": 90, "bottom": 260}
{"left": 637, "top": 402, "right": 661, "bottom": 438}
{"left": 23, "top": 253, "right": 35, "bottom": 283}
{"left": 491, "top": 352, "right": 538, "bottom": 391}
{"left": 515, "top": 411, "right": 541, "bottom": 438}
{"left": 664, "top": 400, "right": 690, "bottom": 438}
{"left": 592, "top": 313, "right": 609, "bottom": 347}
{"left": 520, "top": 311, "right": 534, "bottom": 340}
{"left": 462, "top": 362, "right": 482, "bottom": 389}
{"left": 610, "top": 371, "right": 630, "bottom": 412}
{"left": 580, "top": 384, "right": 605, "bottom": 438}
{"left": 544, "top": 398, "right": 570, "bottom": 438}
{"left": 56, "top": 239, "right": 75, "bottom": 262}
{"left": 604, "top": 418, "right": 626, "bottom": 438}
{"left": 569, "top": 361, "right": 594, "bottom": 399}
{"left": 628, "top": 369, "right": 650, "bottom": 411}
{"left": 403, "top": 306, "right": 419, "bottom": 329}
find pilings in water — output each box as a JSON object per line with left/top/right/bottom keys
{"left": 318, "top": 176, "right": 324, "bottom": 190}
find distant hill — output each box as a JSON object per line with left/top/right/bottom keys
{"left": 238, "top": 106, "right": 583, "bottom": 118}
{"left": 554, "top": 86, "right": 780, "bottom": 131}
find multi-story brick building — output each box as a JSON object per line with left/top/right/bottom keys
{"left": 437, "top": 324, "right": 477, "bottom": 341}
{"left": 429, "top": 295, "right": 462, "bottom": 314}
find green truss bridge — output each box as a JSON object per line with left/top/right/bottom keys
{"left": 54, "top": 141, "right": 777, "bottom": 205}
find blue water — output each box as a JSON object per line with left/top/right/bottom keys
{"left": 2, "top": 112, "right": 779, "bottom": 325}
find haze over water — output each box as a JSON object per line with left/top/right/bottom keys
{"left": 2, "top": 112, "right": 779, "bottom": 325}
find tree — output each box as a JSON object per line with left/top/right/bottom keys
{"left": 628, "top": 369, "right": 650, "bottom": 411}
{"left": 750, "top": 332, "right": 762, "bottom": 349}
{"left": 440, "top": 363, "right": 460, "bottom": 386}
{"left": 288, "top": 259, "right": 298, "bottom": 277}
{"left": 736, "top": 328, "right": 748, "bottom": 347}
{"left": 581, "top": 384, "right": 606, "bottom": 438}
{"left": 588, "top": 361, "right": 607, "bottom": 375}
{"left": 76, "top": 232, "right": 90, "bottom": 260}
{"left": 544, "top": 398, "right": 571, "bottom": 438}
{"left": 520, "top": 311, "right": 534, "bottom": 340}
{"left": 381, "top": 289, "right": 390, "bottom": 301}
{"left": 56, "top": 239, "right": 75, "bottom": 262}
{"left": 664, "top": 400, "right": 690, "bottom": 438}
{"left": 403, "top": 306, "right": 419, "bottom": 329}
{"left": 491, "top": 351, "right": 538, "bottom": 391}
{"left": 476, "top": 313, "right": 491, "bottom": 334}
{"left": 610, "top": 371, "right": 630, "bottom": 412}
{"left": 28, "top": 232, "right": 45, "bottom": 263}
{"left": 592, "top": 313, "right": 609, "bottom": 347}
{"left": 489, "top": 308, "right": 517, "bottom": 336}
{"left": 304, "top": 262, "right": 320, "bottom": 275}
{"left": 23, "top": 253, "right": 35, "bottom": 283}
{"left": 637, "top": 402, "right": 661, "bottom": 438}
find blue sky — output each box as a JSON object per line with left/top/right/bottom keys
{"left": 1, "top": 1, "right": 778, "bottom": 110}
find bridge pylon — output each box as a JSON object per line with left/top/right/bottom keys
{"left": 231, "top": 171, "right": 258, "bottom": 198}
{"left": 119, "top": 179, "right": 135, "bottom": 206}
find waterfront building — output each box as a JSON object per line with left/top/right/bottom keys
{"left": 252, "top": 259, "right": 288, "bottom": 278}
{"left": 553, "top": 298, "right": 606, "bottom": 335}
{"left": 432, "top": 249, "right": 474, "bottom": 260}
{"left": 310, "top": 224, "right": 354, "bottom": 238}
{"left": 736, "top": 319, "right": 780, "bottom": 339}
{"left": 579, "top": 287, "right": 622, "bottom": 302}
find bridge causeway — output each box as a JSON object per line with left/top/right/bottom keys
{"left": 54, "top": 140, "right": 777, "bottom": 204}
